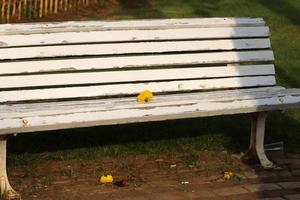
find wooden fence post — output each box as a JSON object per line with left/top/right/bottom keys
{"left": 49, "top": 0, "right": 53, "bottom": 14}
{"left": 17, "top": 0, "right": 22, "bottom": 20}
{"left": 11, "top": 0, "right": 16, "bottom": 20}
{"left": 1, "top": 0, "right": 6, "bottom": 23}
{"left": 44, "top": 0, "right": 48, "bottom": 16}
{"left": 39, "top": 0, "right": 43, "bottom": 17}
{"left": 6, "top": 0, "right": 11, "bottom": 23}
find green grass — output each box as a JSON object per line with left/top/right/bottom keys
{"left": 8, "top": 0, "right": 300, "bottom": 166}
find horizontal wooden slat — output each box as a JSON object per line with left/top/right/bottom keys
{"left": 0, "top": 27, "right": 270, "bottom": 48}
{"left": 0, "top": 76, "right": 276, "bottom": 103}
{"left": 0, "top": 18, "right": 266, "bottom": 35}
{"left": 0, "top": 51, "right": 274, "bottom": 75}
{"left": 0, "top": 39, "right": 271, "bottom": 60}
{"left": 1, "top": 89, "right": 299, "bottom": 135}
{"left": 0, "top": 65, "right": 275, "bottom": 89}
{"left": 0, "top": 86, "right": 287, "bottom": 118}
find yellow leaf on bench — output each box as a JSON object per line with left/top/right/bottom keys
{"left": 137, "top": 90, "right": 153, "bottom": 103}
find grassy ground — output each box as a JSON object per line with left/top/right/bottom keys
{"left": 8, "top": 0, "right": 300, "bottom": 166}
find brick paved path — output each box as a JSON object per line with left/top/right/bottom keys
{"left": 96, "top": 176, "right": 300, "bottom": 200}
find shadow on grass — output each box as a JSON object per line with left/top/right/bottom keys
{"left": 118, "top": 0, "right": 223, "bottom": 19}
{"left": 8, "top": 110, "right": 300, "bottom": 162}
{"left": 276, "top": 67, "right": 300, "bottom": 88}
{"left": 115, "top": 0, "right": 166, "bottom": 19}
{"left": 192, "top": 0, "right": 221, "bottom": 17}
{"left": 255, "top": 0, "right": 300, "bottom": 26}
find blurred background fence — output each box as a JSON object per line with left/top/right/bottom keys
{"left": 0, "top": 0, "right": 98, "bottom": 23}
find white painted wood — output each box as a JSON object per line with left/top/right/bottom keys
{"left": 0, "top": 65, "right": 275, "bottom": 89}
{"left": 0, "top": 51, "right": 274, "bottom": 75}
{"left": 0, "top": 27, "right": 270, "bottom": 48}
{"left": 0, "top": 76, "right": 276, "bottom": 103}
{"left": 0, "top": 137, "right": 20, "bottom": 199}
{"left": 0, "top": 86, "right": 285, "bottom": 114}
{"left": 0, "top": 18, "right": 265, "bottom": 35}
{"left": 0, "top": 93, "right": 299, "bottom": 135}
{"left": 0, "top": 39, "right": 271, "bottom": 60}
{"left": 3, "top": 87, "right": 298, "bottom": 119}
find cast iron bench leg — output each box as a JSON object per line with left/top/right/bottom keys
{"left": 242, "top": 112, "right": 279, "bottom": 169}
{"left": 0, "top": 136, "right": 20, "bottom": 199}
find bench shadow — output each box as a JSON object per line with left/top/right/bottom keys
{"left": 8, "top": 110, "right": 300, "bottom": 156}
{"left": 116, "top": 0, "right": 166, "bottom": 19}
{"left": 255, "top": 0, "right": 300, "bottom": 26}
{"left": 276, "top": 67, "right": 300, "bottom": 88}
{"left": 117, "top": 0, "right": 223, "bottom": 19}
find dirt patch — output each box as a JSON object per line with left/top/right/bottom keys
{"left": 9, "top": 150, "right": 254, "bottom": 200}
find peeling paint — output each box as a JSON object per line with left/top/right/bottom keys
{"left": 0, "top": 42, "right": 8, "bottom": 47}
{"left": 278, "top": 97, "right": 284, "bottom": 103}
{"left": 22, "top": 119, "right": 28, "bottom": 128}
{"left": 178, "top": 83, "right": 183, "bottom": 90}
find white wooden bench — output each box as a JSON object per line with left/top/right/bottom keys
{"left": 0, "top": 17, "right": 300, "bottom": 199}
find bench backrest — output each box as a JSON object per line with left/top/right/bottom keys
{"left": 0, "top": 18, "right": 275, "bottom": 103}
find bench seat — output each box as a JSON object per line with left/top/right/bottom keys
{"left": 1, "top": 86, "right": 299, "bottom": 135}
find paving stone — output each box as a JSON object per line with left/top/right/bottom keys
{"left": 188, "top": 189, "right": 218, "bottom": 198}
{"left": 243, "top": 183, "right": 281, "bottom": 192}
{"left": 149, "top": 192, "right": 192, "bottom": 200}
{"left": 289, "top": 159, "right": 300, "bottom": 165}
{"left": 213, "top": 186, "right": 248, "bottom": 196}
{"left": 244, "top": 171, "right": 259, "bottom": 179}
{"left": 278, "top": 181, "right": 300, "bottom": 189}
{"left": 284, "top": 194, "right": 300, "bottom": 200}
{"left": 278, "top": 170, "right": 292, "bottom": 177}
{"left": 276, "top": 159, "right": 300, "bottom": 165}
{"left": 257, "top": 198, "right": 285, "bottom": 200}
{"left": 256, "top": 171, "right": 277, "bottom": 178}
{"left": 116, "top": 196, "right": 149, "bottom": 200}
{"left": 291, "top": 170, "right": 300, "bottom": 176}
{"left": 287, "top": 154, "right": 300, "bottom": 159}
{"left": 234, "top": 173, "right": 247, "bottom": 179}
{"left": 52, "top": 180, "right": 72, "bottom": 185}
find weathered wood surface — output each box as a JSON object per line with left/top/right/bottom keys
{"left": 0, "top": 86, "right": 290, "bottom": 118}
{"left": 0, "top": 51, "right": 274, "bottom": 74}
{"left": 0, "top": 76, "right": 276, "bottom": 103}
{"left": 0, "top": 38, "right": 271, "bottom": 60}
{"left": 0, "top": 65, "right": 275, "bottom": 89}
{"left": 0, "top": 18, "right": 266, "bottom": 35}
{"left": 0, "top": 27, "right": 270, "bottom": 48}
{"left": 0, "top": 88, "right": 299, "bottom": 135}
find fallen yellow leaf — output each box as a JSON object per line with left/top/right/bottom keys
{"left": 137, "top": 90, "right": 153, "bottom": 103}
{"left": 100, "top": 175, "right": 113, "bottom": 183}
{"left": 223, "top": 171, "right": 234, "bottom": 180}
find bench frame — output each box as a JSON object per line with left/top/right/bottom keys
{"left": 0, "top": 136, "right": 19, "bottom": 199}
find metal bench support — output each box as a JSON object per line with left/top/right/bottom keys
{"left": 0, "top": 137, "right": 20, "bottom": 199}
{"left": 242, "top": 112, "right": 278, "bottom": 169}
